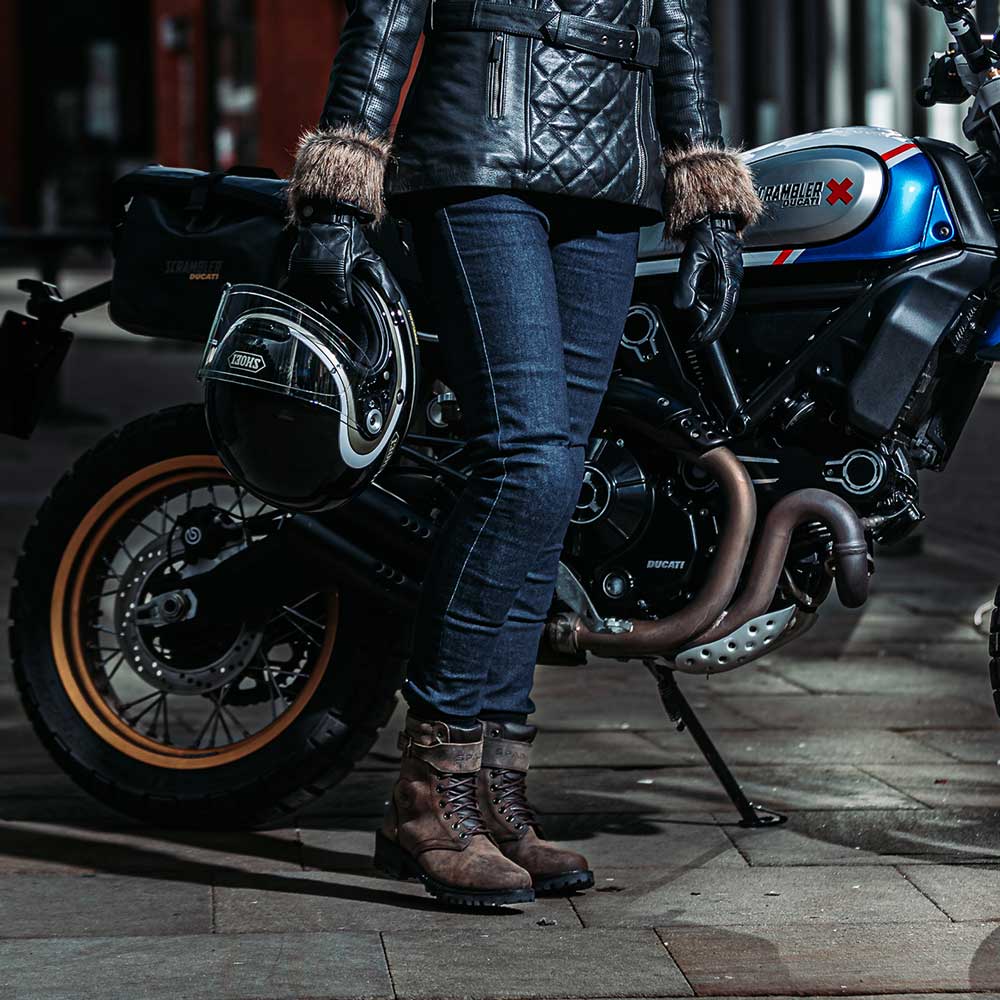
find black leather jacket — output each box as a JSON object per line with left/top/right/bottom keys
{"left": 319, "top": 0, "right": 725, "bottom": 222}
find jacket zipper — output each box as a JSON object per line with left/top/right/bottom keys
{"left": 488, "top": 31, "right": 508, "bottom": 119}
{"left": 634, "top": 0, "right": 650, "bottom": 198}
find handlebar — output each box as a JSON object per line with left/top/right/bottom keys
{"left": 913, "top": 0, "right": 1000, "bottom": 163}
{"left": 936, "top": 1, "right": 994, "bottom": 73}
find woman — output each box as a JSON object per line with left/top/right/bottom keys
{"left": 287, "top": 0, "right": 761, "bottom": 907}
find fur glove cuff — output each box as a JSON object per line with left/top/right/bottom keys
{"left": 287, "top": 124, "right": 392, "bottom": 225}
{"left": 661, "top": 145, "right": 763, "bottom": 241}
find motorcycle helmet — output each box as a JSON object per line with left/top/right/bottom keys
{"left": 198, "top": 272, "right": 418, "bottom": 512}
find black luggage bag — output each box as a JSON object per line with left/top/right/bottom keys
{"left": 110, "top": 166, "right": 294, "bottom": 343}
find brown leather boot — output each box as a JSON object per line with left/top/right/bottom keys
{"left": 373, "top": 714, "right": 535, "bottom": 907}
{"left": 478, "top": 721, "right": 594, "bottom": 894}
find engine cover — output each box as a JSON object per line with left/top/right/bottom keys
{"left": 569, "top": 437, "right": 651, "bottom": 559}
{"left": 565, "top": 439, "right": 719, "bottom": 620}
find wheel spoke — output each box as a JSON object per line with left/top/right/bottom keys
{"left": 193, "top": 704, "right": 220, "bottom": 749}
{"left": 266, "top": 670, "right": 284, "bottom": 720}
{"left": 86, "top": 587, "right": 120, "bottom": 603}
{"left": 264, "top": 626, "right": 308, "bottom": 648}
{"left": 158, "top": 501, "right": 176, "bottom": 533}
{"left": 86, "top": 644, "right": 122, "bottom": 663}
{"left": 281, "top": 604, "right": 326, "bottom": 633}
{"left": 120, "top": 690, "right": 163, "bottom": 724}
{"left": 279, "top": 617, "right": 320, "bottom": 649}
{"left": 98, "top": 654, "right": 123, "bottom": 670}
{"left": 208, "top": 709, "right": 222, "bottom": 748}
{"left": 233, "top": 490, "right": 251, "bottom": 547}
{"left": 119, "top": 690, "right": 161, "bottom": 712}
{"left": 275, "top": 604, "right": 326, "bottom": 647}
{"left": 219, "top": 701, "right": 252, "bottom": 740}
{"left": 264, "top": 592, "right": 315, "bottom": 624}
{"left": 132, "top": 692, "right": 167, "bottom": 733}
{"left": 161, "top": 694, "right": 173, "bottom": 746}
{"left": 263, "top": 664, "right": 308, "bottom": 680}
{"left": 97, "top": 557, "right": 122, "bottom": 581}
{"left": 147, "top": 694, "right": 165, "bottom": 740}
{"left": 130, "top": 518, "right": 164, "bottom": 540}
{"left": 213, "top": 692, "right": 235, "bottom": 744}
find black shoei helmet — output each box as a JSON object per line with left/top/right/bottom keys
{"left": 198, "top": 273, "right": 417, "bottom": 512}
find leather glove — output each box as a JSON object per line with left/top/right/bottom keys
{"left": 288, "top": 201, "right": 387, "bottom": 313}
{"left": 673, "top": 213, "right": 744, "bottom": 349}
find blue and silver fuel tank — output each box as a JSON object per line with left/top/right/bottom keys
{"left": 639, "top": 126, "right": 957, "bottom": 271}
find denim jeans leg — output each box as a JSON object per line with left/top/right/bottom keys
{"left": 480, "top": 211, "right": 641, "bottom": 717}
{"left": 401, "top": 192, "right": 579, "bottom": 720}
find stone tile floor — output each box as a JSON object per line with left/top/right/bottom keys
{"left": 2, "top": 339, "right": 1000, "bottom": 998}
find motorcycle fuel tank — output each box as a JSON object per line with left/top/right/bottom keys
{"left": 744, "top": 144, "right": 884, "bottom": 248}
{"left": 638, "top": 127, "right": 955, "bottom": 271}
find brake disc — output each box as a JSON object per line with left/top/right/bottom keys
{"left": 114, "top": 535, "right": 264, "bottom": 695}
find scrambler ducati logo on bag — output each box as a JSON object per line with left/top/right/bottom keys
{"left": 228, "top": 351, "right": 266, "bottom": 373}
{"left": 164, "top": 259, "right": 224, "bottom": 281}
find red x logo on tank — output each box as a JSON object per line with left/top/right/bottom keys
{"left": 826, "top": 177, "right": 855, "bottom": 206}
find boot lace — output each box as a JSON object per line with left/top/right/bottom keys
{"left": 437, "top": 773, "right": 489, "bottom": 838}
{"left": 488, "top": 769, "right": 537, "bottom": 831}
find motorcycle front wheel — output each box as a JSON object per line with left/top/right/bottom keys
{"left": 9, "top": 404, "right": 408, "bottom": 828}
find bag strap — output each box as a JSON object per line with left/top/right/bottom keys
{"left": 428, "top": 1, "right": 660, "bottom": 69}
{"left": 113, "top": 165, "right": 290, "bottom": 224}
{"left": 183, "top": 172, "right": 225, "bottom": 216}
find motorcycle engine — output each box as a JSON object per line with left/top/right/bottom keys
{"left": 563, "top": 435, "right": 720, "bottom": 620}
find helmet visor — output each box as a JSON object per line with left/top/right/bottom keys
{"left": 198, "top": 284, "right": 381, "bottom": 425}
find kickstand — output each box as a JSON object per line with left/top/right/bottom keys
{"left": 647, "top": 663, "right": 787, "bottom": 829}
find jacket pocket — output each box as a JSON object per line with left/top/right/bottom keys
{"left": 487, "top": 31, "right": 508, "bottom": 119}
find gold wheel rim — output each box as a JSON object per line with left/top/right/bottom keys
{"left": 50, "top": 455, "right": 338, "bottom": 770}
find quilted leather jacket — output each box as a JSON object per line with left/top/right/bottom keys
{"left": 288, "top": 0, "right": 760, "bottom": 238}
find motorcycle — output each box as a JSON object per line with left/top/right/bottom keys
{"left": 5, "top": 0, "right": 999, "bottom": 829}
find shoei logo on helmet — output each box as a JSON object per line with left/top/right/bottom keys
{"left": 228, "top": 351, "right": 266, "bottom": 373}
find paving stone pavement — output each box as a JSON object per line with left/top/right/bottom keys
{"left": 3, "top": 339, "right": 1000, "bottom": 997}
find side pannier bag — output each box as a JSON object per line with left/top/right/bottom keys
{"left": 110, "top": 165, "right": 293, "bottom": 343}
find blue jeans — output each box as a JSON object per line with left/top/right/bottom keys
{"left": 402, "top": 189, "right": 641, "bottom": 721}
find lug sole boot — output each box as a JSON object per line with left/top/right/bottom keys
{"left": 478, "top": 721, "right": 595, "bottom": 894}
{"left": 373, "top": 714, "right": 535, "bottom": 907}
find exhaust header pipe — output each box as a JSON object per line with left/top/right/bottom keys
{"left": 674, "top": 488, "right": 870, "bottom": 665}
{"left": 544, "top": 396, "right": 871, "bottom": 661}
{"left": 546, "top": 445, "right": 757, "bottom": 658}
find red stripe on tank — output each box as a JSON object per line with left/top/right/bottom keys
{"left": 882, "top": 142, "right": 918, "bottom": 162}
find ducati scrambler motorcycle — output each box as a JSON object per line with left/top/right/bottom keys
{"left": 6, "top": 0, "right": 1000, "bottom": 829}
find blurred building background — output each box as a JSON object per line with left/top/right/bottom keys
{"left": 0, "top": 0, "right": 998, "bottom": 234}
